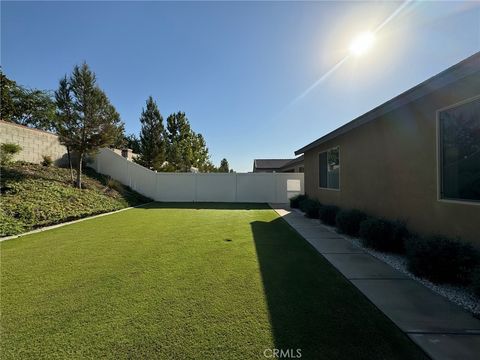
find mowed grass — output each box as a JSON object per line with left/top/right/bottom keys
{"left": 1, "top": 203, "right": 427, "bottom": 359}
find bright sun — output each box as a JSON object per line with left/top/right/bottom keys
{"left": 349, "top": 31, "right": 375, "bottom": 56}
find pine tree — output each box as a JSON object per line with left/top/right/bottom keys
{"left": 137, "top": 96, "right": 166, "bottom": 170}
{"left": 166, "top": 112, "right": 193, "bottom": 171}
{"left": 191, "top": 133, "right": 212, "bottom": 171}
{"left": 164, "top": 112, "right": 216, "bottom": 172}
{"left": 218, "top": 158, "right": 229, "bottom": 173}
{"left": 124, "top": 134, "right": 141, "bottom": 154}
{"left": 54, "top": 63, "right": 124, "bottom": 188}
{"left": 54, "top": 76, "right": 75, "bottom": 185}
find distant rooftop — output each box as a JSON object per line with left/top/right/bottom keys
{"left": 253, "top": 159, "right": 293, "bottom": 170}
{"left": 253, "top": 155, "right": 304, "bottom": 172}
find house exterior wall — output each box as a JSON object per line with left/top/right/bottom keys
{"left": 303, "top": 73, "right": 480, "bottom": 244}
{"left": 0, "top": 120, "right": 68, "bottom": 165}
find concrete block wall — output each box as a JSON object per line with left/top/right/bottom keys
{"left": 0, "top": 120, "right": 68, "bottom": 165}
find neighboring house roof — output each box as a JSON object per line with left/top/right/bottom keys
{"left": 279, "top": 155, "right": 304, "bottom": 171}
{"left": 253, "top": 155, "right": 304, "bottom": 172}
{"left": 253, "top": 159, "right": 293, "bottom": 170}
{"left": 295, "top": 51, "right": 480, "bottom": 155}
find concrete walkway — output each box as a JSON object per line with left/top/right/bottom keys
{"left": 270, "top": 204, "right": 480, "bottom": 360}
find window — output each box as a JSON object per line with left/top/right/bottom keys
{"left": 319, "top": 147, "right": 340, "bottom": 189}
{"left": 439, "top": 97, "right": 480, "bottom": 202}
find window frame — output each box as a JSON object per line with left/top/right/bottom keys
{"left": 318, "top": 146, "right": 341, "bottom": 191}
{"left": 436, "top": 95, "right": 480, "bottom": 206}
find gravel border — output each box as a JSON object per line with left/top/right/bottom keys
{"left": 291, "top": 208, "right": 480, "bottom": 317}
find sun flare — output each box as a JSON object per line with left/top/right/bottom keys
{"left": 349, "top": 31, "right": 375, "bottom": 56}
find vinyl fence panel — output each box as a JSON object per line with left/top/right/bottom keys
{"left": 195, "top": 173, "right": 237, "bottom": 202}
{"left": 91, "top": 148, "right": 304, "bottom": 203}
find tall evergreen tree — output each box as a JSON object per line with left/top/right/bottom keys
{"left": 54, "top": 76, "right": 75, "bottom": 184}
{"left": 166, "top": 112, "right": 193, "bottom": 171}
{"left": 137, "top": 96, "right": 166, "bottom": 170}
{"left": 124, "top": 134, "right": 141, "bottom": 154}
{"left": 218, "top": 158, "right": 229, "bottom": 173}
{"left": 191, "top": 133, "right": 212, "bottom": 171}
{"left": 54, "top": 63, "right": 125, "bottom": 188}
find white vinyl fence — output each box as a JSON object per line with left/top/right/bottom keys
{"left": 91, "top": 148, "right": 304, "bottom": 203}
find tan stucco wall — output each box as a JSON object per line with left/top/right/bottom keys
{"left": 0, "top": 121, "right": 68, "bottom": 165}
{"left": 303, "top": 73, "right": 480, "bottom": 244}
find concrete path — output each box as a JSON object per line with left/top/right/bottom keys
{"left": 270, "top": 204, "right": 480, "bottom": 360}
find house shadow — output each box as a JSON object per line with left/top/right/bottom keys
{"left": 250, "top": 218, "right": 333, "bottom": 357}
{"left": 249, "top": 217, "right": 400, "bottom": 359}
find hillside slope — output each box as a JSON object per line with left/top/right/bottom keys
{"left": 0, "top": 163, "right": 151, "bottom": 237}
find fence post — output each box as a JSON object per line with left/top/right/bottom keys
{"left": 234, "top": 173, "right": 238, "bottom": 202}
{"left": 194, "top": 173, "right": 197, "bottom": 202}
{"left": 155, "top": 172, "right": 159, "bottom": 201}
{"left": 274, "top": 173, "right": 278, "bottom": 203}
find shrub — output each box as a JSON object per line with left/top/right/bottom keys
{"left": 472, "top": 267, "right": 480, "bottom": 297}
{"left": 1, "top": 143, "right": 22, "bottom": 165}
{"left": 335, "top": 209, "right": 367, "bottom": 236}
{"left": 318, "top": 205, "right": 339, "bottom": 226}
{"left": 302, "top": 199, "right": 321, "bottom": 219}
{"left": 41, "top": 155, "right": 53, "bottom": 167}
{"left": 390, "top": 221, "right": 409, "bottom": 253}
{"left": 106, "top": 177, "right": 124, "bottom": 193}
{"left": 290, "top": 194, "right": 307, "bottom": 209}
{"left": 406, "top": 235, "right": 480, "bottom": 285}
{"left": 359, "top": 218, "right": 408, "bottom": 253}
{"left": 298, "top": 197, "right": 310, "bottom": 212}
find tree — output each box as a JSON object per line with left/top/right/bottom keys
{"left": 1, "top": 70, "right": 56, "bottom": 130}
{"left": 54, "top": 76, "right": 75, "bottom": 184}
{"left": 164, "top": 112, "right": 214, "bottom": 172}
{"left": 191, "top": 133, "right": 214, "bottom": 172}
{"left": 136, "top": 97, "right": 166, "bottom": 170}
{"left": 218, "top": 158, "right": 229, "bottom": 173}
{"left": 166, "top": 112, "right": 192, "bottom": 171}
{"left": 110, "top": 122, "right": 126, "bottom": 149}
{"left": 124, "top": 134, "right": 141, "bottom": 154}
{"left": 54, "top": 63, "right": 125, "bottom": 188}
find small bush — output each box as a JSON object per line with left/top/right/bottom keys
{"left": 471, "top": 268, "right": 480, "bottom": 297}
{"left": 304, "top": 199, "right": 321, "bottom": 219}
{"left": 290, "top": 194, "right": 307, "bottom": 209}
{"left": 106, "top": 177, "right": 124, "bottom": 193}
{"left": 390, "top": 221, "right": 409, "bottom": 253}
{"left": 1, "top": 143, "right": 22, "bottom": 165}
{"left": 318, "top": 205, "right": 339, "bottom": 226}
{"left": 359, "top": 218, "right": 408, "bottom": 253}
{"left": 335, "top": 209, "right": 367, "bottom": 236}
{"left": 406, "top": 235, "right": 480, "bottom": 285}
{"left": 41, "top": 155, "right": 53, "bottom": 167}
{"left": 298, "top": 197, "right": 310, "bottom": 212}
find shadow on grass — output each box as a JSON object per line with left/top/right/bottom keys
{"left": 250, "top": 217, "right": 427, "bottom": 360}
{"left": 138, "top": 202, "right": 271, "bottom": 210}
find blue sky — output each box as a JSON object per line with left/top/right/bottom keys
{"left": 2, "top": 1, "right": 479, "bottom": 172}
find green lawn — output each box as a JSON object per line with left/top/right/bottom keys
{"left": 1, "top": 203, "right": 427, "bottom": 359}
